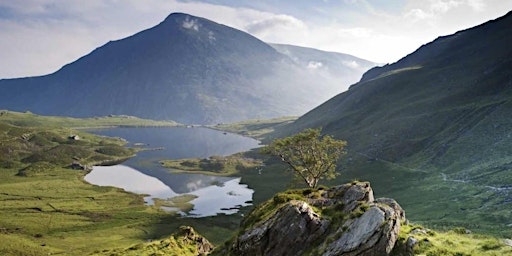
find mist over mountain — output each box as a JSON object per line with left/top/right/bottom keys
{"left": 0, "top": 13, "right": 375, "bottom": 124}
{"left": 270, "top": 43, "right": 377, "bottom": 92}
{"left": 278, "top": 11, "right": 512, "bottom": 231}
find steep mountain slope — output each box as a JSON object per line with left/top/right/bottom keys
{"left": 0, "top": 13, "right": 374, "bottom": 124}
{"left": 278, "top": 11, "right": 512, "bottom": 233}
{"left": 271, "top": 44, "right": 377, "bottom": 92}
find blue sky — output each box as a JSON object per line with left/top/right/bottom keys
{"left": 1, "top": 0, "right": 511, "bottom": 78}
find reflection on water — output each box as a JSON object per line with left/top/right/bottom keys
{"left": 188, "top": 177, "right": 253, "bottom": 217}
{"left": 85, "top": 127, "right": 260, "bottom": 217}
{"left": 84, "top": 165, "right": 177, "bottom": 205}
{"left": 85, "top": 165, "right": 254, "bottom": 217}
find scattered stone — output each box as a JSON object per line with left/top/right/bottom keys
{"left": 504, "top": 239, "right": 512, "bottom": 247}
{"left": 410, "top": 228, "right": 428, "bottom": 235}
{"left": 69, "top": 161, "right": 90, "bottom": 171}
{"left": 68, "top": 135, "right": 80, "bottom": 140}
{"left": 406, "top": 236, "right": 418, "bottom": 255}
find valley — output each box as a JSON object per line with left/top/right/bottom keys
{"left": 1, "top": 6, "right": 512, "bottom": 255}
{"left": 0, "top": 110, "right": 511, "bottom": 255}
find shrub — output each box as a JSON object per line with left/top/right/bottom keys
{"left": 480, "top": 239, "right": 502, "bottom": 250}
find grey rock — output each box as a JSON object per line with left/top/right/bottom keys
{"left": 228, "top": 182, "right": 405, "bottom": 256}
{"left": 406, "top": 236, "right": 418, "bottom": 256}
{"left": 232, "top": 200, "right": 329, "bottom": 256}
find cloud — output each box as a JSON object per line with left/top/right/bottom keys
{"left": 466, "top": 0, "right": 486, "bottom": 12}
{"left": 429, "top": 0, "right": 462, "bottom": 14}
{"left": 342, "top": 60, "right": 360, "bottom": 69}
{"left": 404, "top": 8, "right": 433, "bottom": 21}
{"left": 307, "top": 61, "right": 324, "bottom": 70}
{"left": 208, "top": 31, "right": 216, "bottom": 41}
{"left": 245, "top": 14, "right": 306, "bottom": 36}
{"left": 336, "top": 27, "right": 373, "bottom": 38}
{"left": 182, "top": 16, "right": 200, "bottom": 31}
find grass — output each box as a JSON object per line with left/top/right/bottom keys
{"left": 0, "top": 166, "right": 168, "bottom": 255}
{"left": 0, "top": 110, "right": 180, "bottom": 129}
{"left": 160, "top": 153, "right": 262, "bottom": 176}
{"left": 394, "top": 223, "right": 512, "bottom": 255}
{"left": 323, "top": 153, "right": 512, "bottom": 238}
{"left": 2, "top": 110, "right": 511, "bottom": 254}
{"left": 0, "top": 113, "right": 259, "bottom": 254}
{"left": 91, "top": 226, "right": 212, "bottom": 256}
{"left": 211, "top": 116, "right": 297, "bottom": 141}
{"left": 0, "top": 115, "right": 188, "bottom": 255}
{"left": 0, "top": 119, "right": 135, "bottom": 169}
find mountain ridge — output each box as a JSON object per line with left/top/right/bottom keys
{"left": 0, "top": 13, "right": 376, "bottom": 124}
{"left": 276, "top": 10, "right": 512, "bottom": 234}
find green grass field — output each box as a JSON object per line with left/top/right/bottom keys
{"left": 1, "top": 111, "right": 511, "bottom": 255}
{"left": 0, "top": 110, "right": 179, "bottom": 128}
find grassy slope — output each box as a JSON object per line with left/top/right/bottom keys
{"left": 213, "top": 115, "right": 512, "bottom": 236}
{"left": 269, "top": 14, "right": 512, "bottom": 237}
{"left": 0, "top": 110, "right": 180, "bottom": 128}
{"left": 0, "top": 113, "right": 227, "bottom": 255}
{"left": 3, "top": 110, "right": 510, "bottom": 254}
{"left": 211, "top": 116, "right": 297, "bottom": 141}
{"left": 211, "top": 185, "right": 512, "bottom": 255}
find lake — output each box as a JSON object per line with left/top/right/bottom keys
{"left": 84, "top": 127, "right": 260, "bottom": 217}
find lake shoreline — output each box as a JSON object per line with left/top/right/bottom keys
{"left": 84, "top": 127, "right": 260, "bottom": 217}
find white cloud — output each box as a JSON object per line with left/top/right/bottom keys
{"left": 342, "top": 60, "right": 360, "bottom": 69}
{"left": 336, "top": 27, "right": 373, "bottom": 38}
{"left": 245, "top": 14, "right": 306, "bottom": 36}
{"left": 307, "top": 61, "right": 324, "bottom": 70}
{"left": 404, "top": 8, "right": 432, "bottom": 21}
{"left": 208, "top": 31, "right": 216, "bottom": 41}
{"left": 429, "top": 0, "right": 462, "bottom": 14}
{"left": 182, "top": 17, "right": 200, "bottom": 31}
{"left": 466, "top": 0, "right": 486, "bottom": 12}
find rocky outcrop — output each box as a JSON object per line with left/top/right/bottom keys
{"left": 233, "top": 200, "right": 329, "bottom": 256}
{"left": 102, "top": 226, "right": 214, "bottom": 256}
{"left": 226, "top": 182, "right": 406, "bottom": 256}
{"left": 176, "top": 226, "right": 214, "bottom": 255}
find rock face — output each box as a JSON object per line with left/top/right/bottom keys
{"left": 233, "top": 200, "right": 329, "bottom": 256}
{"left": 227, "top": 182, "right": 405, "bottom": 256}
{"left": 176, "top": 226, "right": 214, "bottom": 255}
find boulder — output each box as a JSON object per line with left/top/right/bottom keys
{"left": 233, "top": 200, "right": 329, "bottom": 256}
{"left": 226, "top": 182, "right": 406, "bottom": 256}
{"left": 176, "top": 226, "right": 214, "bottom": 255}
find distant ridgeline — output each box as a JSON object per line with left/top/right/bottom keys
{"left": 277, "top": 11, "right": 512, "bottom": 235}
{"left": 0, "top": 13, "right": 375, "bottom": 125}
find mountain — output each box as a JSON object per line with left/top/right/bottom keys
{"left": 270, "top": 43, "right": 377, "bottom": 92}
{"left": 0, "top": 13, "right": 375, "bottom": 125}
{"left": 277, "top": 11, "right": 512, "bottom": 234}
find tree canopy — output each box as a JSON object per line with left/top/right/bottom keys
{"left": 261, "top": 128, "right": 347, "bottom": 188}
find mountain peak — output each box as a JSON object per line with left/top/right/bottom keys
{"left": 162, "top": 12, "right": 205, "bottom": 31}
{"left": 0, "top": 12, "right": 375, "bottom": 124}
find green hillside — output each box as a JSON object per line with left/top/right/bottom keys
{"left": 276, "top": 11, "right": 512, "bottom": 236}
{"left": 0, "top": 113, "right": 220, "bottom": 255}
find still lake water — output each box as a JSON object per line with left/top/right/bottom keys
{"left": 84, "top": 127, "right": 261, "bottom": 217}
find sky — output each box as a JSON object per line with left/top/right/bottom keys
{"left": 0, "top": 0, "right": 511, "bottom": 79}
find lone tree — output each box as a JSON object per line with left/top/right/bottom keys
{"left": 261, "top": 128, "right": 347, "bottom": 188}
